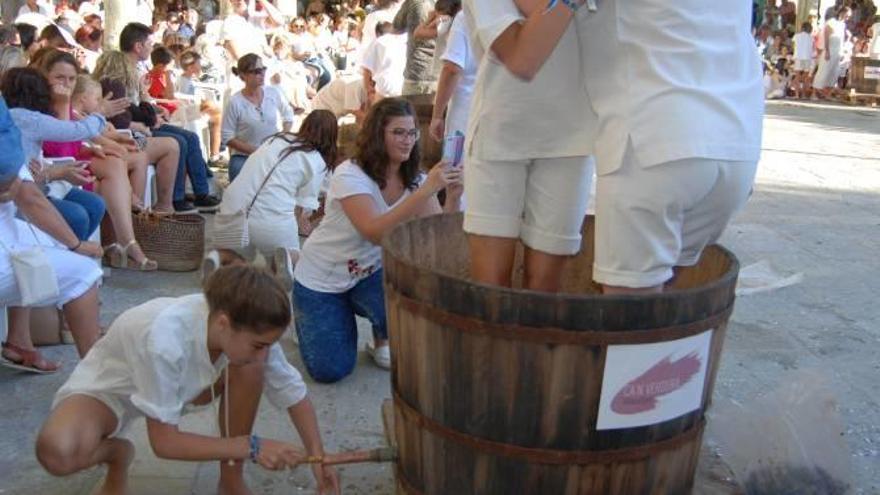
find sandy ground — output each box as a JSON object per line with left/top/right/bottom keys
{"left": 0, "top": 100, "right": 878, "bottom": 494}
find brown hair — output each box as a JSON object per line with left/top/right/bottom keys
{"left": 32, "top": 47, "right": 79, "bottom": 75}
{"left": 271, "top": 109, "right": 339, "bottom": 168}
{"left": 203, "top": 265, "right": 291, "bottom": 334}
{"left": 231, "top": 53, "right": 263, "bottom": 78}
{"left": 354, "top": 97, "right": 421, "bottom": 190}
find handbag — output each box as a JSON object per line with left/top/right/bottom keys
{"left": 0, "top": 220, "right": 60, "bottom": 306}
{"left": 213, "top": 156, "right": 285, "bottom": 250}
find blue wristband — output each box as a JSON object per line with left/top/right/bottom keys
{"left": 545, "top": 0, "right": 580, "bottom": 13}
{"left": 249, "top": 434, "right": 261, "bottom": 463}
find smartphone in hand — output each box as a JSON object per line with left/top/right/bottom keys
{"left": 442, "top": 131, "right": 465, "bottom": 168}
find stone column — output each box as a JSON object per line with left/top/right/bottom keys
{"left": 103, "top": 0, "right": 127, "bottom": 50}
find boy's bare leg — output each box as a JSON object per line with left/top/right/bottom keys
{"left": 217, "top": 361, "right": 265, "bottom": 495}
{"left": 36, "top": 395, "right": 134, "bottom": 495}
{"left": 467, "top": 234, "right": 518, "bottom": 288}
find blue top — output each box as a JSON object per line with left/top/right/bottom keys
{"left": 7, "top": 108, "right": 106, "bottom": 165}
{"left": 0, "top": 97, "right": 24, "bottom": 183}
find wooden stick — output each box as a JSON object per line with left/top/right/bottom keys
{"left": 303, "top": 447, "right": 397, "bottom": 466}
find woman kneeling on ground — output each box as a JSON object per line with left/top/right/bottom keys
{"left": 36, "top": 265, "right": 339, "bottom": 495}
{"left": 293, "top": 97, "right": 462, "bottom": 383}
{"left": 206, "top": 109, "right": 338, "bottom": 287}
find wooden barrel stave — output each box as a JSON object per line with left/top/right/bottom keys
{"left": 385, "top": 213, "right": 737, "bottom": 494}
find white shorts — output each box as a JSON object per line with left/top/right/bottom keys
{"left": 793, "top": 59, "right": 813, "bottom": 72}
{"left": 593, "top": 143, "right": 757, "bottom": 288}
{"left": 463, "top": 156, "right": 594, "bottom": 256}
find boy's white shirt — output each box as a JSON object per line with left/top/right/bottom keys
{"left": 56, "top": 294, "right": 307, "bottom": 425}
{"left": 462, "top": 0, "right": 597, "bottom": 162}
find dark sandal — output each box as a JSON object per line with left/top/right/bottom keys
{"left": 0, "top": 342, "right": 60, "bottom": 374}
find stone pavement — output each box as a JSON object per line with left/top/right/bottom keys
{"left": 1, "top": 100, "right": 878, "bottom": 494}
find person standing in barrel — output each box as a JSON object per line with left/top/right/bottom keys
{"left": 461, "top": 0, "right": 597, "bottom": 293}
{"left": 577, "top": 0, "right": 763, "bottom": 295}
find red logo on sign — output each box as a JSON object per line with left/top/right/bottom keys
{"left": 610, "top": 352, "right": 702, "bottom": 415}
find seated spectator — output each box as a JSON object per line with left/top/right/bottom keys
{"left": 289, "top": 16, "right": 334, "bottom": 90}
{"left": 0, "top": 91, "right": 103, "bottom": 374}
{"left": 177, "top": 51, "right": 223, "bottom": 163}
{"left": 165, "top": 10, "right": 195, "bottom": 44}
{"left": 206, "top": 110, "right": 338, "bottom": 286}
{"left": 268, "top": 33, "right": 314, "bottom": 113}
{"left": 361, "top": 22, "right": 407, "bottom": 102}
{"left": 118, "top": 23, "right": 220, "bottom": 213}
{"left": 36, "top": 24, "right": 78, "bottom": 52}
{"left": 0, "top": 46, "right": 26, "bottom": 77}
{"left": 17, "top": 0, "right": 52, "bottom": 17}
{"left": 14, "top": 23, "right": 40, "bottom": 60}
{"left": 74, "top": 24, "right": 103, "bottom": 73}
{"left": 292, "top": 98, "right": 462, "bottom": 383}
{"left": 146, "top": 46, "right": 180, "bottom": 115}
{"left": 222, "top": 54, "right": 295, "bottom": 182}
{"left": 93, "top": 52, "right": 180, "bottom": 215}
{"left": 32, "top": 50, "right": 157, "bottom": 271}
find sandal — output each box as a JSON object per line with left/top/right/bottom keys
{"left": 108, "top": 240, "right": 158, "bottom": 271}
{"left": 0, "top": 342, "right": 60, "bottom": 374}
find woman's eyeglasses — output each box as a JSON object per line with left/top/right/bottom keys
{"left": 390, "top": 128, "right": 420, "bottom": 141}
{"left": 247, "top": 67, "right": 266, "bottom": 75}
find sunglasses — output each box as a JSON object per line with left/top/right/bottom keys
{"left": 246, "top": 67, "right": 266, "bottom": 75}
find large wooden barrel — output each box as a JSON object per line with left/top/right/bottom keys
{"left": 401, "top": 93, "right": 442, "bottom": 171}
{"left": 383, "top": 213, "right": 739, "bottom": 494}
{"left": 851, "top": 57, "right": 880, "bottom": 95}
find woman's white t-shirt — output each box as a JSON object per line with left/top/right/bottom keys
{"left": 54, "top": 294, "right": 308, "bottom": 425}
{"left": 294, "top": 160, "right": 418, "bottom": 293}
{"left": 221, "top": 86, "right": 295, "bottom": 157}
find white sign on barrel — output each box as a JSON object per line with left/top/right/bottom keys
{"left": 596, "top": 330, "right": 713, "bottom": 430}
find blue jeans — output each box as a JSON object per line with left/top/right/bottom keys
{"left": 154, "top": 124, "right": 209, "bottom": 200}
{"left": 292, "top": 270, "right": 387, "bottom": 383}
{"left": 48, "top": 188, "right": 105, "bottom": 240}
{"left": 228, "top": 154, "right": 248, "bottom": 183}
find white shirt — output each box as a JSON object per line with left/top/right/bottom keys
{"left": 17, "top": 2, "right": 51, "bottom": 17}
{"left": 312, "top": 75, "right": 366, "bottom": 117}
{"left": 221, "top": 13, "right": 269, "bottom": 58}
{"left": 577, "top": 0, "right": 763, "bottom": 174}
{"left": 793, "top": 32, "right": 814, "bottom": 60}
{"left": 463, "top": 0, "right": 596, "bottom": 161}
{"left": 221, "top": 86, "right": 295, "bottom": 156}
{"left": 220, "top": 136, "right": 326, "bottom": 219}
{"left": 870, "top": 22, "right": 880, "bottom": 57}
{"left": 361, "top": 34, "right": 408, "bottom": 97}
{"left": 440, "top": 12, "right": 479, "bottom": 135}
{"left": 295, "top": 161, "right": 420, "bottom": 293}
{"left": 361, "top": 2, "right": 403, "bottom": 56}
{"left": 55, "top": 294, "right": 308, "bottom": 425}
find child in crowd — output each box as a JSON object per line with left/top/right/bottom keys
{"left": 36, "top": 266, "right": 340, "bottom": 495}
{"left": 178, "top": 51, "right": 224, "bottom": 163}
{"left": 147, "top": 46, "right": 180, "bottom": 116}
{"left": 792, "top": 22, "right": 815, "bottom": 99}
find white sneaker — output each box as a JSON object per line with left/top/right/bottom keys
{"left": 202, "top": 249, "right": 220, "bottom": 284}
{"left": 367, "top": 343, "right": 391, "bottom": 370}
{"left": 273, "top": 247, "right": 296, "bottom": 291}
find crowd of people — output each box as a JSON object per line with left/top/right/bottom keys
{"left": 0, "top": 0, "right": 767, "bottom": 492}
{"left": 754, "top": 0, "right": 880, "bottom": 100}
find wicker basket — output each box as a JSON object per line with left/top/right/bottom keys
{"left": 102, "top": 213, "right": 205, "bottom": 272}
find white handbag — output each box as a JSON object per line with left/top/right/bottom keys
{"left": 213, "top": 157, "right": 285, "bottom": 250}
{"left": 0, "top": 221, "right": 60, "bottom": 306}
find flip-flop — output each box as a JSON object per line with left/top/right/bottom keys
{"left": 0, "top": 342, "right": 60, "bottom": 374}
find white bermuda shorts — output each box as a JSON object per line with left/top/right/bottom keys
{"left": 593, "top": 145, "right": 757, "bottom": 288}
{"left": 463, "top": 155, "right": 594, "bottom": 256}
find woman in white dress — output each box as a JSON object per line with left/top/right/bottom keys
{"left": 813, "top": 6, "right": 851, "bottom": 98}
